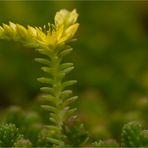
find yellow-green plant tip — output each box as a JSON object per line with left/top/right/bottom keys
{"left": 55, "top": 9, "right": 78, "bottom": 29}
{"left": 0, "top": 9, "right": 79, "bottom": 48}
{"left": 27, "top": 25, "right": 37, "bottom": 37}
{"left": 64, "top": 23, "right": 79, "bottom": 41}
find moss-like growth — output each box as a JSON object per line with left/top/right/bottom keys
{"left": 0, "top": 123, "right": 23, "bottom": 147}
{"left": 121, "top": 121, "right": 148, "bottom": 147}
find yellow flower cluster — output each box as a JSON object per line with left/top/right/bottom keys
{"left": 0, "top": 9, "right": 79, "bottom": 49}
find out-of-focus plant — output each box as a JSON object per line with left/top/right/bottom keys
{"left": 0, "top": 123, "right": 32, "bottom": 147}
{"left": 121, "top": 121, "right": 148, "bottom": 147}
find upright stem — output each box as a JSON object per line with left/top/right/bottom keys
{"left": 38, "top": 46, "right": 77, "bottom": 146}
{"left": 50, "top": 52, "right": 64, "bottom": 146}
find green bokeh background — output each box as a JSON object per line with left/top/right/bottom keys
{"left": 0, "top": 1, "right": 148, "bottom": 140}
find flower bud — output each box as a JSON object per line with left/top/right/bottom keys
{"left": 55, "top": 9, "right": 78, "bottom": 28}
{"left": 64, "top": 23, "right": 79, "bottom": 41}
{"left": 28, "top": 26, "right": 37, "bottom": 37}
{"left": 16, "top": 24, "right": 28, "bottom": 40}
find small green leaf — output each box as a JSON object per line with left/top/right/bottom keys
{"left": 37, "top": 77, "right": 54, "bottom": 85}
{"left": 67, "top": 108, "right": 77, "bottom": 117}
{"left": 41, "top": 105, "right": 56, "bottom": 112}
{"left": 35, "top": 58, "right": 51, "bottom": 66}
{"left": 62, "top": 80, "right": 77, "bottom": 88}
{"left": 59, "top": 48, "right": 73, "bottom": 57}
{"left": 42, "top": 94, "right": 56, "bottom": 104}
{"left": 61, "top": 90, "right": 72, "bottom": 99}
{"left": 49, "top": 117, "right": 57, "bottom": 124}
{"left": 36, "top": 48, "right": 52, "bottom": 58}
{"left": 40, "top": 87, "right": 54, "bottom": 93}
{"left": 41, "top": 67, "right": 52, "bottom": 74}
{"left": 60, "top": 63, "right": 73, "bottom": 70}
{"left": 62, "top": 66, "right": 74, "bottom": 74}
{"left": 63, "top": 96, "right": 78, "bottom": 106}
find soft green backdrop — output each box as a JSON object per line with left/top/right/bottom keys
{"left": 0, "top": 1, "right": 148, "bottom": 140}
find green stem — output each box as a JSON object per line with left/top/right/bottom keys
{"left": 50, "top": 52, "right": 64, "bottom": 146}
{"left": 38, "top": 46, "right": 76, "bottom": 147}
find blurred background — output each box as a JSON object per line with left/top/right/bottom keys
{"left": 0, "top": 1, "right": 148, "bottom": 141}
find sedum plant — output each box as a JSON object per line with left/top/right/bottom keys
{"left": 1, "top": 8, "right": 148, "bottom": 148}
{"left": 0, "top": 9, "right": 79, "bottom": 147}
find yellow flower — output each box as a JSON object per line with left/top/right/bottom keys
{"left": 0, "top": 9, "right": 79, "bottom": 48}
{"left": 16, "top": 24, "right": 28, "bottom": 40}
{"left": 58, "top": 23, "right": 79, "bottom": 44}
{"left": 54, "top": 9, "right": 79, "bottom": 44}
{"left": 55, "top": 9, "right": 78, "bottom": 28}
{"left": 27, "top": 26, "right": 37, "bottom": 37}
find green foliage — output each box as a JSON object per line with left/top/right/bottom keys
{"left": 121, "top": 121, "right": 148, "bottom": 147}
{"left": 3, "top": 106, "right": 42, "bottom": 146}
{"left": 0, "top": 123, "right": 23, "bottom": 147}
{"left": 63, "top": 120, "right": 89, "bottom": 146}
{"left": 91, "top": 122, "right": 148, "bottom": 147}
{"left": 37, "top": 44, "right": 79, "bottom": 146}
{"left": 0, "top": 6, "right": 148, "bottom": 148}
